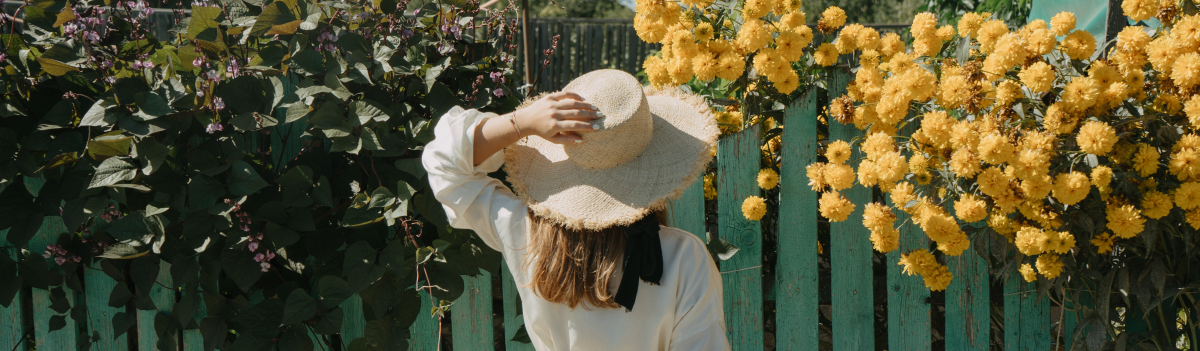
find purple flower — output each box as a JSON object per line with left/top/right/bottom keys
{"left": 142, "top": 6, "right": 153, "bottom": 16}
{"left": 85, "top": 31, "right": 100, "bottom": 42}
{"left": 400, "top": 28, "right": 413, "bottom": 39}
{"left": 266, "top": 252, "right": 275, "bottom": 260}
{"left": 43, "top": 250, "right": 52, "bottom": 258}
{"left": 0, "top": 54, "right": 7, "bottom": 62}
{"left": 212, "top": 97, "right": 225, "bottom": 110}
{"left": 254, "top": 252, "right": 265, "bottom": 262}
{"left": 412, "top": 8, "right": 419, "bottom": 16}
{"left": 324, "top": 43, "right": 335, "bottom": 51}
{"left": 489, "top": 71, "right": 505, "bottom": 83}
{"left": 100, "top": 59, "right": 113, "bottom": 69}
{"left": 197, "top": 89, "right": 205, "bottom": 97}
{"left": 193, "top": 57, "right": 204, "bottom": 67}
{"left": 248, "top": 241, "right": 259, "bottom": 252}
{"left": 437, "top": 41, "right": 455, "bottom": 54}
{"left": 259, "top": 262, "right": 271, "bottom": 272}
{"left": 103, "top": 76, "right": 115, "bottom": 84}
{"left": 55, "top": 257, "right": 66, "bottom": 265}
{"left": 142, "top": 60, "right": 154, "bottom": 69}
{"left": 450, "top": 24, "right": 462, "bottom": 40}
{"left": 493, "top": 88, "right": 505, "bottom": 97}
{"left": 205, "top": 122, "right": 223, "bottom": 134}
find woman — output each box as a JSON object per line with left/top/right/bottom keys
{"left": 423, "top": 69, "right": 729, "bottom": 350}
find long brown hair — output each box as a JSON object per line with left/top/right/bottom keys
{"left": 523, "top": 209, "right": 667, "bottom": 309}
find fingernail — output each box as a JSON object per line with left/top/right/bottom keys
{"left": 592, "top": 124, "right": 600, "bottom": 130}
{"left": 596, "top": 110, "right": 605, "bottom": 117}
{"left": 574, "top": 139, "right": 583, "bottom": 143}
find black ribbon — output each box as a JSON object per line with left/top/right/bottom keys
{"left": 613, "top": 215, "right": 663, "bottom": 311}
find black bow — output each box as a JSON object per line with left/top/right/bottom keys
{"left": 613, "top": 215, "right": 663, "bottom": 311}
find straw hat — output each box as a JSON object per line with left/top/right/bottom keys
{"left": 503, "top": 69, "right": 719, "bottom": 230}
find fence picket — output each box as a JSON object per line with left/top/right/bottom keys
{"left": 408, "top": 290, "right": 441, "bottom": 351}
{"left": 452, "top": 270, "right": 494, "bottom": 350}
{"left": 885, "top": 125, "right": 931, "bottom": 351}
{"left": 339, "top": 294, "right": 366, "bottom": 343}
{"left": 945, "top": 246, "right": 990, "bottom": 350}
{"left": 1, "top": 229, "right": 27, "bottom": 351}
{"left": 181, "top": 287, "right": 205, "bottom": 351}
{"left": 28, "top": 215, "right": 79, "bottom": 351}
{"left": 668, "top": 179, "right": 705, "bottom": 241}
{"left": 718, "top": 125, "right": 763, "bottom": 350}
{"left": 775, "top": 91, "right": 819, "bottom": 350}
{"left": 1004, "top": 268, "right": 1050, "bottom": 351}
{"left": 827, "top": 68, "right": 874, "bottom": 351}
{"left": 502, "top": 265, "right": 534, "bottom": 351}
{"left": 137, "top": 260, "right": 176, "bottom": 351}
{"left": 85, "top": 267, "right": 130, "bottom": 351}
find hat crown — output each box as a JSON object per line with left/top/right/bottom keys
{"left": 561, "top": 70, "right": 653, "bottom": 170}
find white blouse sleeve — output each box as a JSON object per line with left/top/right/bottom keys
{"left": 669, "top": 237, "right": 731, "bottom": 351}
{"left": 421, "top": 106, "right": 527, "bottom": 253}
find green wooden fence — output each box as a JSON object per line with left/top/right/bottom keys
{"left": 2, "top": 68, "right": 1162, "bottom": 351}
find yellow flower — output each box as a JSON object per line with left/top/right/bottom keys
{"left": 776, "top": 30, "right": 809, "bottom": 62}
{"left": 742, "top": 196, "right": 768, "bottom": 221}
{"left": 1015, "top": 226, "right": 1049, "bottom": 255}
{"left": 714, "top": 109, "right": 744, "bottom": 134}
{"left": 819, "top": 191, "right": 856, "bottom": 222}
{"left": 1076, "top": 121, "right": 1117, "bottom": 155}
{"left": 922, "top": 265, "right": 953, "bottom": 291}
{"left": 692, "top": 51, "right": 720, "bottom": 82}
{"left": 1060, "top": 30, "right": 1096, "bottom": 60}
{"left": 716, "top": 52, "right": 747, "bottom": 81}
{"left": 1053, "top": 171, "right": 1091, "bottom": 205}
{"left": 779, "top": 11, "right": 807, "bottom": 31}
{"left": 703, "top": 174, "right": 717, "bottom": 199}
{"left": 937, "top": 235, "right": 970, "bottom": 256}
{"left": 1050, "top": 11, "right": 1076, "bottom": 36}
{"left": 880, "top": 33, "right": 905, "bottom": 58}
{"left": 819, "top": 6, "right": 847, "bottom": 31}
{"left": 954, "top": 194, "right": 988, "bottom": 223}
{"left": 835, "top": 24, "right": 862, "bottom": 54}
{"left": 1021, "top": 173, "right": 1054, "bottom": 199}
{"left": 1036, "top": 254, "right": 1064, "bottom": 279}
{"left": 1042, "top": 103, "right": 1078, "bottom": 135}
{"left": 862, "top": 132, "right": 894, "bottom": 160}
{"left": 977, "top": 20, "right": 1009, "bottom": 53}
{"left": 1025, "top": 27, "right": 1057, "bottom": 56}
{"left": 1019, "top": 61, "right": 1055, "bottom": 93}
{"left": 1147, "top": 36, "right": 1181, "bottom": 75}
{"left": 644, "top": 56, "right": 671, "bottom": 87}
{"left": 1062, "top": 77, "right": 1100, "bottom": 112}
{"left": 1046, "top": 231, "right": 1076, "bottom": 254}
{"left": 1091, "top": 232, "right": 1115, "bottom": 254}
{"left": 869, "top": 227, "right": 900, "bottom": 253}
{"left": 1106, "top": 203, "right": 1146, "bottom": 239}
{"left": 995, "top": 80, "right": 1022, "bottom": 106}
{"left": 856, "top": 160, "right": 880, "bottom": 187}
{"left": 806, "top": 163, "right": 827, "bottom": 191}
{"left": 694, "top": 22, "right": 715, "bottom": 42}
{"left": 958, "top": 12, "right": 984, "bottom": 38}
{"left": 1188, "top": 208, "right": 1200, "bottom": 229}
{"left": 814, "top": 43, "right": 839, "bottom": 66}
{"left": 1122, "top": 0, "right": 1160, "bottom": 21}
{"left": 774, "top": 0, "right": 802, "bottom": 14}
{"left": 1092, "top": 166, "right": 1114, "bottom": 188}
{"left": 949, "top": 149, "right": 982, "bottom": 178}
{"left": 772, "top": 69, "right": 801, "bottom": 95}
{"left": 977, "top": 133, "right": 1015, "bottom": 165}
{"left": 736, "top": 19, "right": 772, "bottom": 52}
{"left": 680, "top": 0, "right": 714, "bottom": 7}
{"left": 1170, "top": 147, "right": 1200, "bottom": 181}
{"left": 863, "top": 203, "right": 896, "bottom": 231}
{"left": 1186, "top": 96, "right": 1200, "bottom": 129}
{"left": 989, "top": 213, "right": 1016, "bottom": 238}
{"left": 757, "top": 168, "right": 779, "bottom": 190}
{"left": 1019, "top": 263, "right": 1038, "bottom": 282}
{"left": 742, "top": 0, "right": 770, "bottom": 19}
{"left": 1172, "top": 52, "right": 1200, "bottom": 88}
{"left": 826, "top": 140, "right": 852, "bottom": 164}
{"left": 1176, "top": 182, "right": 1200, "bottom": 210}
{"left": 825, "top": 163, "right": 855, "bottom": 191}
{"left": 1133, "top": 144, "right": 1160, "bottom": 177}
{"left": 1142, "top": 190, "right": 1173, "bottom": 219}
{"left": 898, "top": 249, "right": 939, "bottom": 276}
{"left": 858, "top": 27, "right": 882, "bottom": 51}
{"left": 908, "top": 153, "right": 929, "bottom": 176}
{"left": 890, "top": 182, "right": 915, "bottom": 206}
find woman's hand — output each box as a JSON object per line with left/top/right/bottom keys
{"left": 512, "top": 91, "right": 603, "bottom": 144}
{"left": 472, "top": 91, "right": 602, "bottom": 165}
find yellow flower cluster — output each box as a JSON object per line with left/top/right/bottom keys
{"left": 742, "top": 195, "right": 767, "bottom": 221}
{"left": 758, "top": 168, "right": 779, "bottom": 190}
{"left": 636, "top": 0, "right": 814, "bottom": 94}
{"left": 808, "top": 139, "right": 857, "bottom": 221}
{"left": 897, "top": 249, "right": 952, "bottom": 291}
{"left": 863, "top": 203, "right": 899, "bottom": 253}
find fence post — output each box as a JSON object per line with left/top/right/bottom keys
{"left": 827, "top": 68, "right": 874, "bottom": 351}
{"left": 137, "top": 259, "right": 177, "bottom": 350}
{"left": 501, "top": 265, "right": 534, "bottom": 351}
{"left": 774, "top": 90, "right": 820, "bottom": 350}
{"left": 718, "top": 125, "right": 763, "bottom": 350}
{"left": 84, "top": 265, "right": 131, "bottom": 351}
{"left": 886, "top": 122, "right": 931, "bottom": 351}
{"left": 1004, "top": 266, "right": 1051, "bottom": 351}
{"left": 945, "top": 240, "right": 990, "bottom": 350}
{"left": 452, "top": 270, "right": 494, "bottom": 350}
{"left": 408, "top": 291, "right": 441, "bottom": 350}
{"left": 28, "top": 214, "right": 79, "bottom": 350}
{"left": 668, "top": 179, "right": 705, "bottom": 241}
{"left": 1, "top": 229, "right": 27, "bottom": 351}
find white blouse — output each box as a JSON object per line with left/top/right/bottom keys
{"left": 422, "top": 107, "right": 731, "bottom": 351}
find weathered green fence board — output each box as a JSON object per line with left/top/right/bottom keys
{"left": 668, "top": 179, "right": 705, "bottom": 241}
{"left": 827, "top": 68, "right": 874, "bottom": 351}
{"left": 945, "top": 250, "right": 990, "bottom": 351}
{"left": 339, "top": 294, "right": 366, "bottom": 342}
{"left": 85, "top": 267, "right": 129, "bottom": 351}
{"left": 408, "top": 290, "right": 441, "bottom": 351}
{"left": 1004, "top": 268, "right": 1050, "bottom": 351}
{"left": 181, "top": 287, "right": 206, "bottom": 351}
{"left": 502, "top": 265, "right": 533, "bottom": 351}
{"left": 717, "top": 125, "right": 763, "bottom": 350}
{"left": 885, "top": 126, "right": 930, "bottom": 351}
{"left": 452, "top": 270, "right": 494, "bottom": 350}
{"left": 775, "top": 91, "right": 819, "bottom": 351}
{"left": 0, "top": 229, "right": 27, "bottom": 351}
{"left": 138, "top": 260, "right": 176, "bottom": 351}
{"left": 29, "top": 215, "right": 78, "bottom": 351}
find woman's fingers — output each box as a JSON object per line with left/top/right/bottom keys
{"left": 554, "top": 99, "right": 595, "bottom": 111}
{"left": 547, "top": 91, "right": 585, "bottom": 102}
{"left": 546, "top": 132, "right": 583, "bottom": 144}
{"left": 554, "top": 120, "right": 598, "bottom": 133}
{"left": 552, "top": 109, "right": 602, "bottom": 121}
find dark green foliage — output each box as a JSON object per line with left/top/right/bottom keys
{"left": 0, "top": 0, "right": 519, "bottom": 348}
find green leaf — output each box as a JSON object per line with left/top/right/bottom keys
{"left": 80, "top": 99, "right": 118, "bottom": 127}
{"left": 352, "top": 100, "right": 389, "bottom": 125}
{"left": 187, "top": 6, "right": 224, "bottom": 41}
{"left": 231, "top": 298, "right": 284, "bottom": 338}
{"left": 87, "top": 131, "right": 133, "bottom": 158}
{"left": 35, "top": 152, "right": 80, "bottom": 173}
{"left": 312, "top": 176, "right": 334, "bottom": 207}
{"left": 287, "top": 50, "right": 324, "bottom": 75}
{"left": 217, "top": 76, "right": 267, "bottom": 114}
{"left": 89, "top": 156, "right": 138, "bottom": 188}
{"left": 284, "top": 103, "right": 310, "bottom": 124}
{"left": 221, "top": 249, "right": 265, "bottom": 293}
{"left": 133, "top": 92, "right": 173, "bottom": 120}
{"left": 281, "top": 289, "right": 318, "bottom": 325}
{"left": 131, "top": 138, "right": 168, "bottom": 175}
{"left": 265, "top": 223, "right": 299, "bottom": 247}
{"left": 250, "top": 1, "right": 297, "bottom": 37}
{"left": 378, "top": 239, "right": 408, "bottom": 279}
{"left": 368, "top": 187, "right": 395, "bottom": 208}
{"left": 37, "top": 57, "right": 79, "bottom": 76}
{"left": 318, "top": 276, "right": 353, "bottom": 308}
{"left": 228, "top": 161, "right": 270, "bottom": 196}
{"left": 313, "top": 307, "right": 343, "bottom": 335}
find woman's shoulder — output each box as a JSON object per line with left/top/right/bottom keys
{"left": 657, "top": 226, "right": 711, "bottom": 264}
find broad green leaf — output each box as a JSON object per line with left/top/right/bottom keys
{"left": 87, "top": 131, "right": 133, "bottom": 158}
{"left": 317, "top": 276, "right": 352, "bottom": 308}
{"left": 187, "top": 6, "right": 224, "bottom": 41}
{"left": 52, "top": 4, "right": 74, "bottom": 27}
{"left": 368, "top": 187, "right": 395, "bottom": 208}
{"left": 36, "top": 56, "right": 78, "bottom": 76}
{"left": 265, "top": 223, "right": 299, "bottom": 247}
{"left": 281, "top": 289, "right": 317, "bottom": 325}
{"left": 35, "top": 152, "right": 79, "bottom": 173}
{"left": 89, "top": 156, "right": 138, "bottom": 188}
{"left": 132, "top": 138, "right": 168, "bottom": 175}
{"left": 133, "top": 92, "right": 173, "bottom": 120}
{"left": 250, "top": 1, "right": 297, "bottom": 37}
{"left": 352, "top": 100, "right": 388, "bottom": 125}
{"left": 266, "top": 20, "right": 303, "bottom": 35}
{"left": 228, "top": 161, "right": 270, "bottom": 196}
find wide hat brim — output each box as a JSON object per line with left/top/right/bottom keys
{"left": 503, "top": 87, "right": 719, "bottom": 231}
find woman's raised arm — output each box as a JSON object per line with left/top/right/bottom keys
{"left": 472, "top": 91, "right": 603, "bottom": 165}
